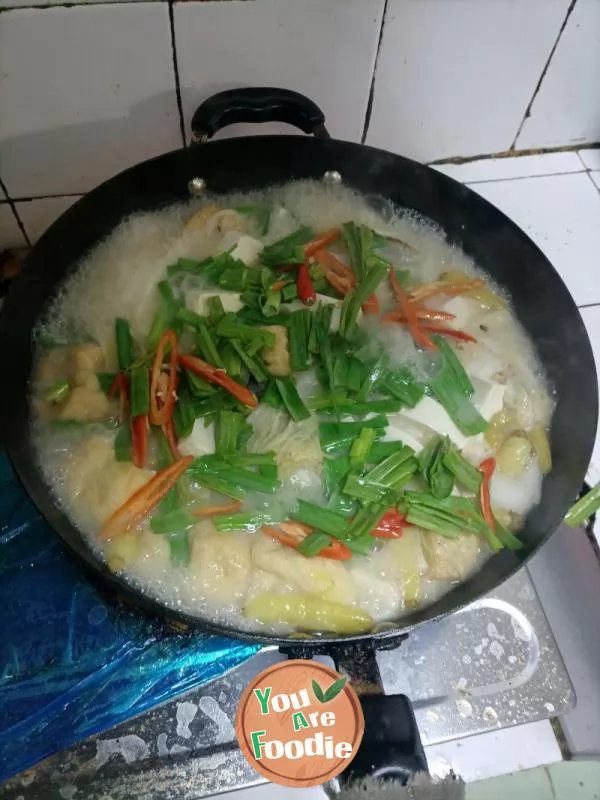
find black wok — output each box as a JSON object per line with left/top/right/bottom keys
{"left": 1, "top": 89, "right": 596, "bottom": 781}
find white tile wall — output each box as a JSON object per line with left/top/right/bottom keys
{"left": 433, "top": 152, "right": 584, "bottom": 184}
{"left": 0, "top": 3, "right": 181, "bottom": 199}
{"left": 174, "top": 0, "right": 384, "bottom": 145}
{"left": 516, "top": 0, "right": 600, "bottom": 149}
{"left": 365, "top": 0, "right": 570, "bottom": 162}
{"left": 15, "top": 196, "right": 81, "bottom": 244}
{"left": 0, "top": 0, "right": 151, "bottom": 6}
{"left": 471, "top": 173, "right": 600, "bottom": 308}
{"left": 0, "top": 203, "right": 27, "bottom": 249}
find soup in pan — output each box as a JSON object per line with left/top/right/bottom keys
{"left": 32, "top": 182, "right": 553, "bottom": 635}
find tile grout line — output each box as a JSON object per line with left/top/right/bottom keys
{"left": 167, "top": 0, "right": 187, "bottom": 148}
{"left": 360, "top": 0, "right": 389, "bottom": 145}
{"left": 509, "top": 0, "right": 579, "bottom": 150}
{"left": 453, "top": 169, "right": 586, "bottom": 185}
{"left": 0, "top": 175, "right": 31, "bottom": 248}
{"left": 577, "top": 302, "right": 600, "bottom": 310}
{"left": 428, "top": 140, "right": 600, "bottom": 167}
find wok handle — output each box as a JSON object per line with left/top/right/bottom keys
{"left": 280, "top": 641, "right": 428, "bottom": 785}
{"left": 191, "top": 87, "right": 330, "bottom": 142}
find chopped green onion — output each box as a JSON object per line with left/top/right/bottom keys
{"left": 319, "top": 416, "right": 388, "bottom": 453}
{"left": 115, "top": 318, "right": 134, "bottom": 371}
{"left": 168, "top": 533, "right": 191, "bottom": 566}
{"left": 291, "top": 500, "right": 348, "bottom": 538}
{"left": 289, "top": 309, "right": 312, "bottom": 371}
{"left": 129, "top": 366, "right": 149, "bottom": 418}
{"left": 216, "top": 316, "right": 275, "bottom": 348}
{"left": 215, "top": 411, "right": 244, "bottom": 455}
{"left": 298, "top": 532, "right": 334, "bottom": 557}
{"left": 494, "top": 521, "right": 524, "bottom": 550}
{"left": 114, "top": 424, "right": 132, "bottom": 462}
{"left": 207, "top": 295, "right": 226, "bottom": 325}
{"left": 186, "top": 472, "right": 248, "bottom": 501}
{"left": 383, "top": 368, "right": 425, "bottom": 408}
{"left": 260, "top": 226, "right": 314, "bottom": 267}
{"left": 213, "top": 511, "right": 283, "bottom": 533}
{"left": 195, "top": 322, "right": 223, "bottom": 368}
{"left": 442, "top": 444, "right": 482, "bottom": 493}
{"left": 230, "top": 339, "right": 268, "bottom": 383}
{"left": 564, "top": 482, "right": 600, "bottom": 527}
{"left": 350, "top": 427, "right": 376, "bottom": 470}
{"left": 274, "top": 377, "right": 311, "bottom": 422}
{"left": 186, "top": 370, "right": 218, "bottom": 397}
{"left": 97, "top": 372, "right": 117, "bottom": 396}
{"left": 418, "top": 436, "right": 454, "bottom": 500}
{"left": 151, "top": 509, "right": 196, "bottom": 535}
{"left": 45, "top": 378, "right": 70, "bottom": 404}
{"left": 176, "top": 307, "right": 208, "bottom": 330}
{"left": 148, "top": 281, "right": 181, "bottom": 348}
{"left": 348, "top": 503, "right": 387, "bottom": 539}
{"left": 173, "top": 386, "right": 196, "bottom": 439}
{"left": 262, "top": 380, "right": 285, "bottom": 409}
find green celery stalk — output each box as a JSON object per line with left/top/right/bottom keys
{"left": 129, "top": 366, "right": 149, "bottom": 418}
{"left": 494, "top": 521, "right": 524, "bottom": 550}
{"left": 405, "top": 506, "right": 462, "bottom": 538}
{"left": 187, "top": 471, "right": 248, "bottom": 501}
{"left": 151, "top": 509, "right": 196, "bottom": 535}
{"left": 114, "top": 424, "right": 132, "bottom": 462}
{"left": 274, "top": 377, "right": 311, "bottom": 422}
{"left": 350, "top": 427, "right": 377, "bottom": 470}
{"left": 213, "top": 511, "right": 283, "bottom": 533}
{"left": 442, "top": 445, "right": 483, "bottom": 493}
{"left": 564, "top": 483, "right": 600, "bottom": 527}
{"left": 195, "top": 322, "right": 223, "bottom": 368}
{"left": 348, "top": 503, "right": 387, "bottom": 539}
{"left": 368, "top": 441, "right": 408, "bottom": 463}
{"left": 291, "top": 500, "right": 348, "bottom": 538}
{"left": 323, "top": 455, "right": 351, "bottom": 498}
{"left": 169, "top": 533, "right": 191, "bottom": 566}
{"left": 319, "top": 416, "right": 388, "bottom": 453}
{"left": 173, "top": 386, "right": 196, "bottom": 439}
{"left": 230, "top": 339, "right": 268, "bottom": 383}
{"left": 222, "top": 466, "right": 281, "bottom": 494}
{"left": 289, "top": 309, "right": 312, "bottom": 371}
{"left": 216, "top": 316, "right": 275, "bottom": 348}
{"left": 298, "top": 532, "right": 335, "bottom": 558}
{"left": 429, "top": 380, "right": 488, "bottom": 436}
{"left": 115, "top": 318, "right": 134, "bottom": 371}
{"left": 356, "top": 359, "right": 384, "bottom": 402}
{"left": 262, "top": 380, "right": 285, "bottom": 409}
{"left": 148, "top": 281, "right": 181, "bottom": 348}
{"left": 260, "top": 226, "right": 314, "bottom": 267}
{"left": 362, "top": 446, "right": 416, "bottom": 486}
{"left": 432, "top": 335, "right": 475, "bottom": 398}
{"left": 220, "top": 343, "right": 243, "bottom": 380}
{"left": 176, "top": 307, "right": 209, "bottom": 331}
{"left": 186, "top": 370, "right": 217, "bottom": 397}
{"left": 207, "top": 295, "right": 226, "bottom": 325}
{"left": 97, "top": 372, "right": 117, "bottom": 396}
{"left": 383, "top": 368, "right": 425, "bottom": 408}
{"left": 309, "top": 303, "right": 333, "bottom": 354}
{"left": 215, "top": 411, "right": 243, "bottom": 454}
{"left": 342, "top": 473, "right": 394, "bottom": 505}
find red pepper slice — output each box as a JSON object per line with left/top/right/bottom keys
{"left": 371, "top": 509, "right": 407, "bottom": 538}
{"left": 131, "top": 414, "right": 148, "bottom": 469}
{"left": 179, "top": 353, "right": 258, "bottom": 408}
{"left": 304, "top": 228, "right": 341, "bottom": 259}
{"left": 263, "top": 523, "right": 352, "bottom": 561}
{"left": 389, "top": 271, "right": 436, "bottom": 350}
{"left": 297, "top": 260, "right": 316, "bottom": 305}
{"left": 362, "top": 293, "right": 380, "bottom": 315}
{"left": 150, "top": 330, "right": 178, "bottom": 426}
{"left": 419, "top": 324, "right": 477, "bottom": 344}
{"left": 479, "top": 457, "right": 496, "bottom": 532}
{"left": 100, "top": 456, "right": 193, "bottom": 541}
{"left": 162, "top": 417, "right": 179, "bottom": 461}
{"left": 109, "top": 372, "right": 129, "bottom": 422}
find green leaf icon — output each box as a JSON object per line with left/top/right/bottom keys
{"left": 312, "top": 676, "right": 347, "bottom": 703}
{"left": 323, "top": 676, "right": 347, "bottom": 702}
{"left": 312, "top": 679, "right": 326, "bottom": 703}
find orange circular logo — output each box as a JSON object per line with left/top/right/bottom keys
{"left": 235, "top": 659, "right": 364, "bottom": 787}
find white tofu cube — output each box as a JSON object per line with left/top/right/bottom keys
{"left": 188, "top": 290, "right": 243, "bottom": 316}
{"left": 401, "top": 396, "right": 469, "bottom": 449}
{"left": 219, "top": 233, "right": 264, "bottom": 267}
{"left": 178, "top": 420, "right": 215, "bottom": 457}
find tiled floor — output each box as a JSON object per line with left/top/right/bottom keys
{"left": 434, "top": 149, "right": 600, "bottom": 485}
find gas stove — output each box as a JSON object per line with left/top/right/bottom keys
{"left": 2, "top": 554, "right": 576, "bottom": 800}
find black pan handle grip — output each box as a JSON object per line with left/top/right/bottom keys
{"left": 191, "top": 87, "right": 330, "bottom": 142}
{"left": 280, "top": 640, "right": 428, "bottom": 785}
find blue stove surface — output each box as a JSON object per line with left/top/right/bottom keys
{"left": 0, "top": 454, "right": 259, "bottom": 782}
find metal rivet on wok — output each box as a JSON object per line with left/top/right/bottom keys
{"left": 323, "top": 170, "right": 342, "bottom": 184}
{"left": 188, "top": 177, "right": 207, "bottom": 195}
